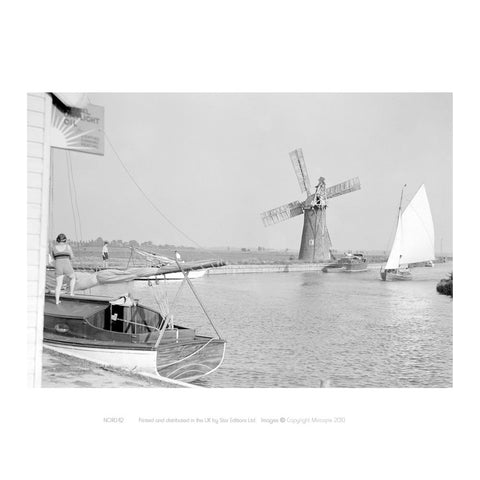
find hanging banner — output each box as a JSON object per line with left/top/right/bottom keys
{"left": 50, "top": 103, "right": 104, "bottom": 155}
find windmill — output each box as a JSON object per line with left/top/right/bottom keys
{"left": 260, "top": 148, "right": 361, "bottom": 262}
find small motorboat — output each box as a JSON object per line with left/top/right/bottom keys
{"left": 322, "top": 253, "right": 368, "bottom": 273}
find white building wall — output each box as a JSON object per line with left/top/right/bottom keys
{"left": 27, "top": 93, "right": 52, "bottom": 387}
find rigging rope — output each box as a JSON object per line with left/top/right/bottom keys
{"left": 103, "top": 131, "right": 204, "bottom": 250}
{"left": 65, "top": 150, "right": 87, "bottom": 269}
{"left": 67, "top": 151, "right": 83, "bottom": 241}
{"left": 59, "top": 98, "right": 225, "bottom": 340}
{"left": 384, "top": 184, "right": 407, "bottom": 259}
{"left": 174, "top": 259, "right": 222, "bottom": 339}
{"left": 66, "top": 151, "right": 79, "bottom": 242}
{"left": 48, "top": 148, "right": 56, "bottom": 243}
{"left": 85, "top": 95, "right": 223, "bottom": 259}
{"left": 76, "top": 94, "right": 233, "bottom": 299}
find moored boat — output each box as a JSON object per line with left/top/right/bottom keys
{"left": 43, "top": 292, "right": 226, "bottom": 383}
{"left": 131, "top": 248, "right": 211, "bottom": 281}
{"left": 135, "top": 267, "right": 208, "bottom": 282}
{"left": 44, "top": 258, "right": 227, "bottom": 384}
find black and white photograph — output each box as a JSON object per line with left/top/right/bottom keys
{"left": 5, "top": 1, "right": 480, "bottom": 479}
{"left": 29, "top": 92, "right": 452, "bottom": 389}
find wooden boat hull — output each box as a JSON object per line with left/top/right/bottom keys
{"left": 43, "top": 294, "right": 225, "bottom": 384}
{"left": 323, "top": 264, "right": 368, "bottom": 273}
{"left": 44, "top": 336, "right": 226, "bottom": 383}
{"left": 156, "top": 337, "right": 226, "bottom": 382}
{"left": 44, "top": 338, "right": 160, "bottom": 378}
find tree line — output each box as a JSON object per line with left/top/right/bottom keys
{"left": 69, "top": 238, "right": 195, "bottom": 249}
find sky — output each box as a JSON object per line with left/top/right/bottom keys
{"left": 50, "top": 93, "right": 452, "bottom": 254}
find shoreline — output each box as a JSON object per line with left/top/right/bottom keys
{"left": 41, "top": 347, "right": 181, "bottom": 388}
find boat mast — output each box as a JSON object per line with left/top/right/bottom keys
{"left": 397, "top": 184, "right": 407, "bottom": 222}
{"left": 396, "top": 184, "right": 407, "bottom": 266}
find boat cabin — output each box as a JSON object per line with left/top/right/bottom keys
{"left": 43, "top": 293, "right": 195, "bottom": 346}
{"left": 341, "top": 253, "right": 363, "bottom": 263}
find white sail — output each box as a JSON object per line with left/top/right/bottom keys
{"left": 385, "top": 215, "right": 404, "bottom": 269}
{"left": 385, "top": 185, "right": 435, "bottom": 269}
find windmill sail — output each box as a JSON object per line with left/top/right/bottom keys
{"left": 326, "top": 177, "right": 361, "bottom": 199}
{"left": 289, "top": 148, "right": 311, "bottom": 194}
{"left": 261, "top": 201, "right": 304, "bottom": 226}
{"left": 385, "top": 185, "right": 435, "bottom": 269}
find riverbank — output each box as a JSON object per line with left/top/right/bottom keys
{"left": 67, "top": 245, "right": 394, "bottom": 270}
{"left": 42, "top": 348, "right": 181, "bottom": 388}
{"left": 206, "top": 262, "right": 382, "bottom": 274}
{"left": 68, "top": 245, "right": 452, "bottom": 272}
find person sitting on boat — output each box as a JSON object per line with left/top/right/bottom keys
{"left": 50, "top": 233, "right": 76, "bottom": 305}
{"left": 102, "top": 241, "right": 109, "bottom": 268}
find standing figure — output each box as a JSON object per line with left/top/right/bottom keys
{"left": 102, "top": 241, "right": 109, "bottom": 268}
{"left": 51, "top": 233, "right": 76, "bottom": 304}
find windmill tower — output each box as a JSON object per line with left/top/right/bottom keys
{"left": 260, "top": 148, "right": 361, "bottom": 262}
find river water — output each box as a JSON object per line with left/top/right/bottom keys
{"left": 93, "top": 262, "right": 453, "bottom": 388}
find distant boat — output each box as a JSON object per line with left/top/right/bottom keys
{"left": 132, "top": 260, "right": 215, "bottom": 283}
{"left": 408, "top": 259, "right": 434, "bottom": 268}
{"left": 322, "top": 252, "right": 368, "bottom": 273}
{"left": 380, "top": 184, "right": 435, "bottom": 281}
{"left": 164, "top": 269, "right": 207, "bottom": 280}
{"left": 135, "top": 269, "right": 207, "bottom": 282}
{"left": 132, "top": 247, "right": 209, "bottom": 281}
{"left": 436, "top": 238, "right": 447, "bottom": 263}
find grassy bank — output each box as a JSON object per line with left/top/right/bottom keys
{"left": 69, "top": 245, "right": 389, "bottom": 269}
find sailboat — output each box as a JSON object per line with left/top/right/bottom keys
{"left": 130, "top": 247, "right": 210, "bottom": 281}
{"left": 380, "top": 184, "right": 435, "bottom": 281}
{"left": 45, "top": 138, "right": 228, "bottom": 384}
